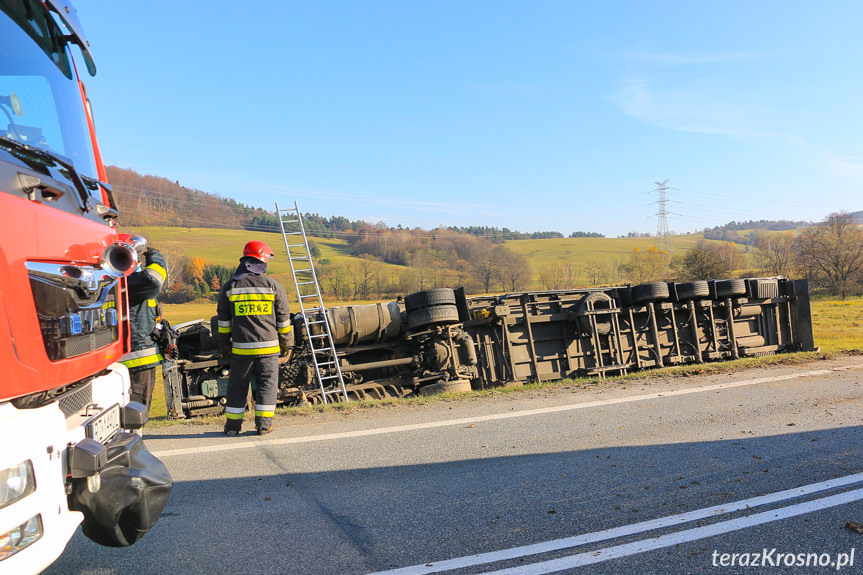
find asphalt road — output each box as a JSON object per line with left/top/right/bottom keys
{"left": 45, "top": 355, "right": 863, "bottom": 575}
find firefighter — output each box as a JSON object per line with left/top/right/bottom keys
{"left": 217, "top": 240, "right": 291, "bottom": 436}
{"left": 118, "top": 234, "right": 167, "bottom": 415}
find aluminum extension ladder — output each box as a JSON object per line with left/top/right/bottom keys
{"left": 275, "top": 201, "right": 348, "bottom": 403}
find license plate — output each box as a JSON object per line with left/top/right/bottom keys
{"left": 86, "top": 404, "right": 121, "bottom": 444}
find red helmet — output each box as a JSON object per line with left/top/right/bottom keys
{"left": 243, "top": 240, "right": 275, "bottom": 262}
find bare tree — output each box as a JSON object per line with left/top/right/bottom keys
{"left": 582, "top": 260, "right": 609, "bottom": 287}
{"left": 755, "top": 231, "right": 795, "bottom": 276}
{"left": 539, "top": 256, "right": 579, "bottom": 289}
{"left": 346, "top": 254, "right": 380, "bottom": 299}
{"left": 496, "top": 246, "right": 532, "bottom": 291}
{"left": 317, "top": 262, "right": 349, "bottom": 300}
{"left": 158, "top": 245, "right": 186, "bottom": 293}
{"left": 795, "top": 211, "right": 863, "bottom": 299}
{"left": 468, "top": 244, "right": 498, "bottom": 292}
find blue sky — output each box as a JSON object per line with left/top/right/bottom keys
{"left": 73, "top": 1, "right": 863, "bottom": 237}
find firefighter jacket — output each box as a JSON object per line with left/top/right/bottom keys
{"left": 217, "top": 258, "right": 291, "bottom": 356}
{"left": 120, "top": 248, "right": 167, "bottom": 372}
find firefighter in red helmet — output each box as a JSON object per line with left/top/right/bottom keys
{"left": 217, "top": 240, "right": 291, "bottom": 435}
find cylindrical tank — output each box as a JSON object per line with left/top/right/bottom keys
{"left": 307, "top": 301, "right": 403, "bottom": 347}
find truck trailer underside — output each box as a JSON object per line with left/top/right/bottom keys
{"left": 163, "top": 277, "right": 815, "bottom": 419}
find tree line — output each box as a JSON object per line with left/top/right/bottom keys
{"left": 108, "top": 165, "right": 583, "bottom": 239}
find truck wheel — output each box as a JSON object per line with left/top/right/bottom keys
{"left": 631, "top": 282, "right": 669, "bottom": 304}
{"left": 418, "top": 380, "right": 473, "bottom": 396}
{"left": 576, "top": 291, "right": 614, "bottom": 335}
{"left": 406, "top": 305, "right": 459, "bottom": 330}
{"left": 715, "top": 279, "right": 746, "bottom": 298}
{"left": 404, "top": 288, "right": 457, "bottom": 312}
{"left": 675, "top": 281, "right": 709, "bottom": 301}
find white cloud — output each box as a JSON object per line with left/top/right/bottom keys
{"left": 609, "top": 77, "right": 802, "bottom": 145}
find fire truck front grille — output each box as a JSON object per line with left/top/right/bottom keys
{"left": 58, "top": 381, "right": 93, "bottom": 417}
{"left": 64, "top": 329, "right": 118, "bottom": 359}
{"left": 26, "top": 262, "right": 121, "bottom": 361}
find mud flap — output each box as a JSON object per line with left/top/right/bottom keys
{"left": 70, "top": 432, "right": 173, "bottom": 547}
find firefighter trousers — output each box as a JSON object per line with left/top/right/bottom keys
{"left": 129, "top": 367, "right": 156, "bottom": 413}
{"left": 225, "top": 354, "right": 279, "bottom": 432}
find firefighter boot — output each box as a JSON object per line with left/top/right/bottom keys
{"left": 224, "top": 418, "right": 242, "bottom": 437}
{"left": 255, "top": 415, "right": 273, "bottom": 435}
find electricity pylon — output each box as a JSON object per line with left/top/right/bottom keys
{"left": 649, "top": 179, "right": 680, "bottom": 253}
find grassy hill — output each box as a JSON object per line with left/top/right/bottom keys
{"left": 505, "top": 233, "right": 710, "bottom": 268}
{"left": 129, "top": 225, "right": 739, "bottom": 298}
{"left": 126, "top": 226, "right": 405, "bottom": 300}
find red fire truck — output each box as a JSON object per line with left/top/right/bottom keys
{"left": 0, "top": 1, "right": 171, "bottom": 572}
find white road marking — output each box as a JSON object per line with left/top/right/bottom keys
{"left": 152, "top": 363, "right": 862, "bottom": 458}
{"left": 479, "top": 488, "right": 863, "bottom": 574}
{"left": 366, "top": 473, "right": 863, "bottom": 574}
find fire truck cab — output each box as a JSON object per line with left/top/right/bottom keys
{"left": 0, "top": 1, "right": 171, "bottom": 572}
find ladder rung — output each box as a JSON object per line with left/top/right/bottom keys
{"left": 297, "top": 281, "right": 316, "bottom": 286}
{"left": 300, "top": 294, "right": 320, "bottom": 299}
{"left": 286, "top": 243, "right": 306, "bottom": 248}
{"left": 293, "top": 268, "right": 313, "bottom": 274}
{"left": 291, "top": 256, "right": 310, "bottom": 261}
{"left": 306, "top": 320, "right": 327, "bottom": 326}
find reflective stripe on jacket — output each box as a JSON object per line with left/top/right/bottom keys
{"left": 120, "top": 345, "right": 163, "bottom": 369}
{"left": 216, "top": 265, "right": 290, "bottom": 356}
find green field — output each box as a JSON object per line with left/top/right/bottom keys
{"left": 505, "top": 233, "right": 708, "bottom": 268}
{"left": 128, "top": 226, "right": 362, "bottom": 272}
{"left": 128, "top": 226, "right": 405, "bottom": 303}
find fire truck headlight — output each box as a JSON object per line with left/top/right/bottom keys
{"left": 0, "top": 515, "right": 43, "bottom": 561}
{"left": 0, "top": 461, "right": 36, "bottom": 510}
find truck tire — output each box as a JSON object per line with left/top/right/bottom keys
{"left": 576, "top": 291, "right": 614, "bottom": 336}
{"left": 406, "top": 305, "right": 459, "bottom": 330}
{"left": 675, "top": 281, "right": 709, "bottom": 301}
{"left": 715, "top": 278, "right": 746, "bottom": 298}
{"left": 404, "top": 288, "right": 457, "bottom": 312}
{"left": 631, "top": 282, "right": 669, "bottom": 304}
{"left": 418, "top": 380, "right": 473, "bottom": 396}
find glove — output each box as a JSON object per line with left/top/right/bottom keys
{"left": 166, "top": 343, "right": 179, "bottom": 360}
{"left": 278, "top": 333, "right": 292, "bottom": 356}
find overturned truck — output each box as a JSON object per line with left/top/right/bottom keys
{"left": 163, "top": 277, "right": 815, "bottom": 419}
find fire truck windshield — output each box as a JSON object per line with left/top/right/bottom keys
{"left": 0, "top": 0, "right": 99, "bottom": 182}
